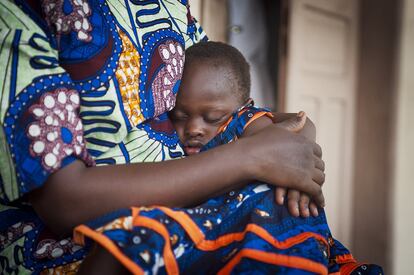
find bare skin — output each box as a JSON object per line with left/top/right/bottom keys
{"left": 244, "top": 112, "right": 321, "bottom": 217}
{"left": 29, "top": 123, "right": 324, "bottom": 236}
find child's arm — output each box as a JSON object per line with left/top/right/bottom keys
{"left": 242, "top": 111, "right": 314, "bottom": 139}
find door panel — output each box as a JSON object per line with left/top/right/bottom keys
{"left": 286, "top": 0, "right": 359, "bottom": 246}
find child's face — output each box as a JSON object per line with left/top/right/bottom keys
{"left": 171, "top": 61, "right": 241, "bottom": 155}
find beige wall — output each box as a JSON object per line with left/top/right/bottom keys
{"left": 189, "top": 0, "right": 228, "bottom": 42}
{"left": 392, "top": 0, "right": 414, "bottom": 273}
{"left": 352, "top": 0, "right": 399, "bottom": 271}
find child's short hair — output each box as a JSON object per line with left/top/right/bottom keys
{"left": 185, "top": 41, "right": 251, "bottom": 103}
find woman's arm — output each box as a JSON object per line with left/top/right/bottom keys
{"left": 29, "top": 124, "right": 324, "bottom": 236}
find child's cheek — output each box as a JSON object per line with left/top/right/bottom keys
{"left": 175, "top": 126, "right": 185, "bottom": 142}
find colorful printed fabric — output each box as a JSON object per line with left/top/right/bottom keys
{"left": 74, "top": 106, "right": 383, "bottom": 274}
{"left": 201, "top": 103, "right": 273, "bottom": 152}
{"left": 0, "top": 0, "right": 205, "bottom": 273}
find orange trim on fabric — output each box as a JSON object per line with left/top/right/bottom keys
{"left": 339, "top": 262, "right": 365, "bottom": 275}
{"left": 74, "top": 225, "right": 144, "bottom": 275}
{"left": 157, "top": 207, "right": 329, "bottom": 250}
{"left": 217, "top": 108, "right": 254, "bottom": 134}
{"left": 238, "top": 108, "right": 248, "bottom": 116}
{"left": 217, "top": 248, "right": 328, "bottom": 275}
{"left": 74, "top": 205, "right": 330, "bottom": 274}
{"left": 243, "top": 111, "right": 274, "bottom": 130}
{"left": 133, "top": 215, "right": 179, "bottom": 274}
{"left": 73, "top": 227, "right": 86, "bottom": 247}
{"left": 217, "top": 115, "right": 234, "bottom": 134}
{"left": 335, "top": 254, "right": 356, "bottom": 264}
{"left": 131, "top": 206, "right": 140, "bottom": 218}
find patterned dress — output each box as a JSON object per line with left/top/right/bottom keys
{"left": 0, "top": 1, "right": 382, "bottom": 274}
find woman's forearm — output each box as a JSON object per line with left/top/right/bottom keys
{"left": 29, "top": 140, "right": 251, "bottom": 236}
{"left": 29, "top": 124, "right": 324, "bottom": 236}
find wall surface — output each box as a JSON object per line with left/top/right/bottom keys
{"left": 189, "top": 0, "right": 228, "bottom": 42}
{"left": 392, "top": 0, "right": 414, "bottom": 273}
{"left": 352, "top": 0, "right": 399, "bottom": 271}
{"left": 286, "top": 0, "right": 360, "bottom": 246}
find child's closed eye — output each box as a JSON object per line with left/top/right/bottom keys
{"left": 170, "top": 111, "right": 188, "bottom": 121}
{"left": 204, "top": 114, "right": 227, "bottom": 124}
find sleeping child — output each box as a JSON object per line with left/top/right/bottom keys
{"left": 170, "top": 41, "right": 307, "bottom": 156}
{"left": 75, "top": 41, "right": 382, "bottom": 275}
{"left": 170, "top": 40, "right": 315, "bottom": 216}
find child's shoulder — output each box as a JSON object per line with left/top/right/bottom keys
{"left": 236, "top": 105, "right": 274, "bottom": 138}
{"left": 201, "top": 104, "right": 274, "bottom": 152}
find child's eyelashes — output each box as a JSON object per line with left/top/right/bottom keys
{"left": 170, "top": 111, "right": 188, "bottom": 121}
{"left": 204, "top": 114, "right": 226, "bottom": 124}
{"left": 170, "top": 110, "right": 228, "bottom": 125}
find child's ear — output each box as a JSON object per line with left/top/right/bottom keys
{"left": 244, "top": 98, "right": 254, "bottom": 106}
{"left": 237, "top": 98, "right": 254, "bottom": 112}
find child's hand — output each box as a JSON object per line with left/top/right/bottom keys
{"left": 275, "top": 187, "right": 320, "bottom": 217}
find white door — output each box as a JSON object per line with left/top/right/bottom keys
{"left": 285, "top": 0, "right": 359, "bottom": 246}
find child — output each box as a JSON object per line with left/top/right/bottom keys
{"left": 170, "top": 41, "right": 316, "bottom": 216}
{"left": 171, "top": 41, "right": 308, "bottom": 155}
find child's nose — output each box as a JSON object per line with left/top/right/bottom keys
{"left": 185, "top": 119, "right": 204, "bottom": 138}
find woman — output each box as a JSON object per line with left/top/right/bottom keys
{"left": 0, "top": 1, "right": 373, "bottom": 274}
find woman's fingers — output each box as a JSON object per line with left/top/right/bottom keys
{"left": 302, "top": 178, "right": 325, "bottom": 207}
{"left": 290, "top": 170, "right": 324, "bottom": 207}
{"left": 312, "top": 168, "right": 325, "bottom": 186}
{"left": 313, "top": 143, "right": 322, "bottom": 158}
{"left": 314, "top": 156, "right": 325, "bottom": 171}
{"left": 275, "top": 187, "right": 287, "bottom": 205}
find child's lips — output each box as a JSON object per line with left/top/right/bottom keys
{"left": 184, "top": 146, "right": 201, "bottom": 155}
{"left": 184, "top": 141, "right": 204, "bottom": 155}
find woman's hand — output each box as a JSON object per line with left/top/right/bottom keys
{"left": 240, "top": 124, "right": 325, "bottom": 207}
{"left": 271, "top": 112, "right": 323, "bottom": 216}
